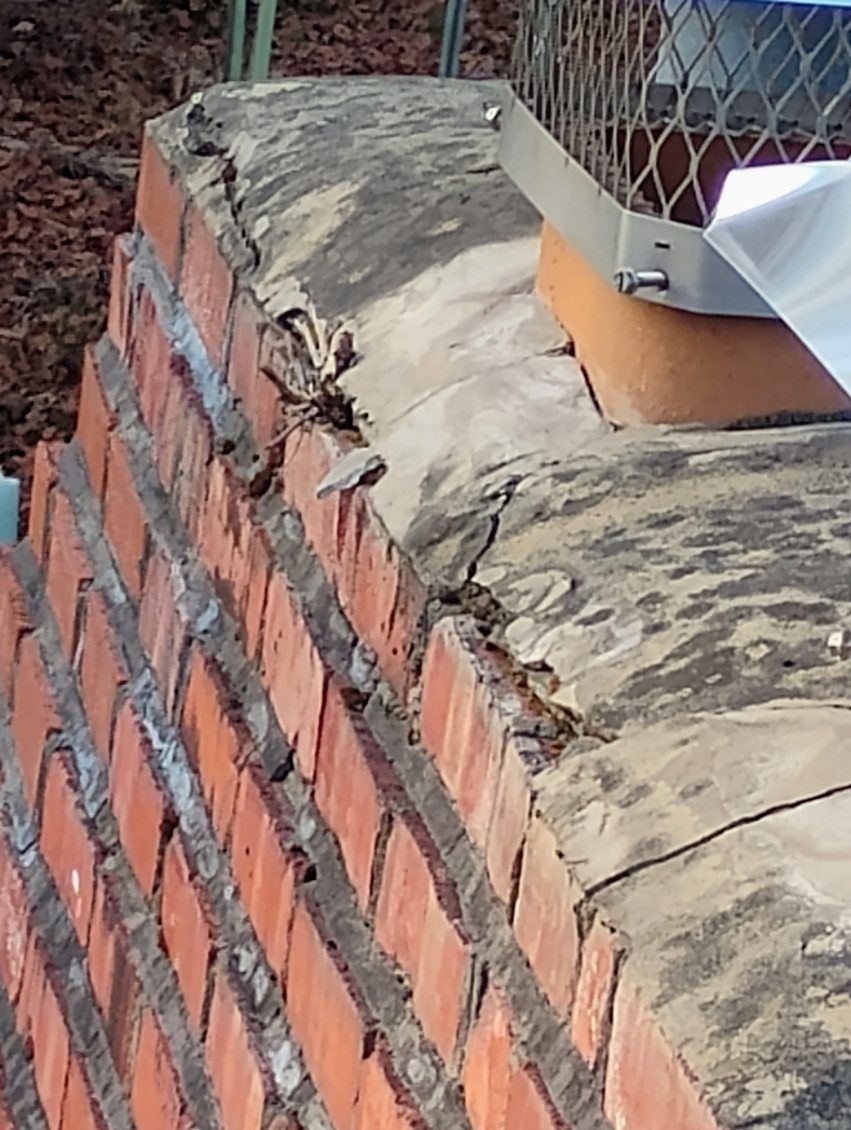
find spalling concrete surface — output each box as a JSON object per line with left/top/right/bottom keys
{"left": 152, "top": 78, "right": 851, "bottom": 1128}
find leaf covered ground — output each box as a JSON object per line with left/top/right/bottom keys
{"left": 0, "top": 0, "right": 515, "bottom": 522}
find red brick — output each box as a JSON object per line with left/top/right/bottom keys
{"left": 87, "top": 878, "right": 118, "bottom": 1017}
{"left": 513, "top": 817, "right": 581, "bottom": 1020}
{"left": 152, "top": 360, "right": 187, "bottom": 494}
{"left": 375, "top": 818, "right": 469, "bottom": 1065}
{"left": 103, "top": 432, "right": 148, "bottom": 601}
{"left": 282, "top": 425, "right": 343, "bottom": 574}
{"left": 329, "top": 486, "right": 368, "bottom": 619}
{"left": 374, "top": 818, "right": 429, "bottom": 984}
{"left": 341, "top": 501, "right": 424, "bottom": 699}
{"left": 136, "top": 132, "right": 183, "bottom": 281}
{"left": 383, "top": 549, "right": 426, "bottom": 698}
{"left": 155, "top": 363, "right": 209, "bottom": 511}
{"left": 203, "top": 471, "right": 268, "bottom": 660}
{"left": 261, "top": 574, "right": 326, "bottom": 781}
{"left": 110, "top": 699, "right": 166, "bottom": 897}
{"left": 572, "top": 917, "right": 620, "bottom": 1069}
{"left": 315, "top": 683, "right": 387, "bottom": 911}
{"left": 232, "top": 309, "right": 282, "bottom": 449}
{"left": 11, "top": 634, "right": 60, "bottom": 809}
{"left": 420, "top": 621, "right": 504, "bottom": 849}
{"left": 286, "top": 901, "right": 365, "bottom": 1130}
{"left": 198, "top": 457, "right": 247, "bottom": 622}
{"left": 62, "top": 1057, "right": 104, "bottom": 1130}
{"left": 46, "top": 491, "right": 92, "bottom": 663}
{"left": 180, "top": 205, "right": 233, "bottom": 369}
{"left": 76, "top": 347, "right": 114, "bottom": 501}
{"left": 417, "top": 895, "right": 469, "bottom": 1066}
{"left": 230, "top": 765, "right": 296, "bottom": 984}
{"left": 241, "top": 524, "right": 272, "bottom": 663}
{"left": 228, "top": 291, "right": 261, "bottom": 405}
{"left": 138, "top": 549, "right": 186, "bottom": 717}
{"left": 87, "top": 874, "right": 142, "bottom": 1080}
{"left": 487, "top": 737, "right": 531, "bottom": 907}
{"left": 604, "top": 979, "right": 720, "bottom": 1130}
{"left": 462, "top": 986, "right": 514, "bottom": 1130}
{"left": 161, "top": 833, "right": 212, "bottom": 1033}
{"left": 78, "top": 592, "right": 127, "bottom": 765}
{"left": 40, "top": 753, "right": 97, "bottom": 946}
{"left": 15, "top": 931, "right": 43, "bottom": 1040}
{"left": 28, "top": 442, "right": 61, "bottom": 565}
{"left": 505, "top": 1065, "right": 567, "bottom": 1130}
{"left": 354, "top": 1048, "right": 424, "bottom": 1130}
{"left": 180, "top": 648, "right": 247, "bottom": 842}
{"left": 203, "top": 470, "right": 270, "bottom": 655}
{"left": 107, "top": 233, "right": 134, "bottom": 358}
{"left": 31, "top": 970, "right": 70, "bottom": 1130}
{"left": 230, "top": 293, "right": 281, "bottom": 449}
{"left": 129, "top": 286, "right": 172, "bottom": 436}
{"left": 205, "top": 972, "right": 265, "bottom": 1130}
{"left": 0, "top": 552, "right": 29, "bottom": 699}
{"left": 131, "top": 1009, "right": 186, "bottom": 1130}
{"left": 0, "top": 836, "right": 29, "bottom": 1003}
{"left": 171, "top": 384, "right": 212, "bottom": 544}
{"left": 283, "top": 424, "right": 424, "bottom": 698}
{"left": 415, "top": 623, "right": 454, "bottom": 754}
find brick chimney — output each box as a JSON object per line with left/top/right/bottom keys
{"left": 537, "top": 221, "right": 851, "bottom": 427}
{"left": 1, "top": 78, "right": 850, "bottom": 1130}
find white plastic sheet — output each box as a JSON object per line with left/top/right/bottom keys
{"left": 705, "top": 161, "right": 851, "bottom": 395}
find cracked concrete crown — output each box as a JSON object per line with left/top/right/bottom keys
{"left": 152, "top": 77, "right": 851, "bottom": 1128}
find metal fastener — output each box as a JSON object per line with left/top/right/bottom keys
{"left": 483, "top": 102, "right": 502, "bottom": 128}
{"left": 613, "top": 267, "right": 669, "bottom": 295}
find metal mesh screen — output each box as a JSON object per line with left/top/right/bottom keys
{"left": 511, "top": 0, "right": 851, "bottom": 225}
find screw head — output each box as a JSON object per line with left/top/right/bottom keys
{"left": 613, "top": 267, "right": 669, "bottom": 295}
{"left": 483, "top": 102, "right": 502, "bottom": 128}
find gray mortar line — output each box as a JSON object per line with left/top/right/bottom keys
{"left": 48, "top": 454, "right": 314, "bottom": 1122}
{"left": 84, "top": 337, "right": 472, "bottom": 1130}
{"left": 365, "top": 693, "right": 612, "bottom": 1129}
{"left": 0, "top": 969, "right": 52, "bottom": 1130}
{"left": 60, "top": 343, "right": 479, "bottom": 1128}
{"left": 118, "top": 236, "right": 611, "bottom": 1122}
{"left": 7, "top": 545, "right": 227, "bottom": 1130}
{"left": 97, "top": 256, "right": 614, "bottom": 1130}
{"left": 0, "top": 699, "right": 138, "bottom": 1130}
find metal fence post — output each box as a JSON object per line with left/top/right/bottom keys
{"left": 249, "top": 0, "right": 281, "bottom": 80}
{"left": 439, "top": 0, "right": 470, "bottom": 77}
{"left": 227, "top": 0, "right": 248, "bottom": 80}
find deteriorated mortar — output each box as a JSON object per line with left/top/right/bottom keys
{"left": 0, "top": 76, "right": 849, "bottom": 1130}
